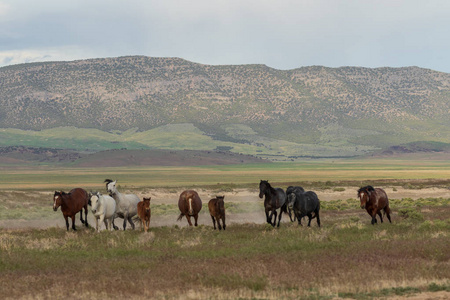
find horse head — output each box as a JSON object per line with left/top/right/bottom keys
{"left": 53, "top": 191, "right": 63, "bottom": 211}
{"left": 357, "top": 186, "right": 375, "bottom": 209}
{"left": 259, "top": 180, "right": 269, "bottom": 198}
{"left": 104, "top": 179, "right": 117, "bottom": 195}
{"left": 90, "top": 192, "right": 100, "bottom": 213}
{"left": 143, "top": 197, "right": 151, "bottom": 213}
{"left": 287, "top": 193, "right": 296, "bottom": 210}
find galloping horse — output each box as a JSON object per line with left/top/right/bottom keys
{"left": 177, "top": 190, "right": 202, "bottom": 226}
{"left": 89, "top": 191, "right": 116, "bottom": 232}
{"left": 357, "top": 186, "right": 392, "bottom": 225}
{"left": 208, "top": 196, "right": 226, "bottom": 230}
{"left": 104, "top": 179, "right": 140, "bottom": 230}
{"left": 259, "top": 180, "right": 287, "bottom": 227}
{"left": 53, "top": 188, "right": 89, "bottom": 231}
{"left": 287, "top": 189, "right": 321, "bottom": 227}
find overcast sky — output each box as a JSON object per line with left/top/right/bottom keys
{"left": 1, "top": 0, "right": 449, "bottom": 72}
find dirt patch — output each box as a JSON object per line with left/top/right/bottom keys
{"left": 1, "top": 186, "right": 448, "bottom": 230}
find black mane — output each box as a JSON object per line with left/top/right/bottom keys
{"left": 357, "top": 185, "right": 375, "bottom": 196}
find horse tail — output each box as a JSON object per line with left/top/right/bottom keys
{"left": 177, "top": 213, "right": 184, "bottom": 221}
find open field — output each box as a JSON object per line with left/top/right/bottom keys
{"left": 0, "top": 159, "right": 449, "bottom": 299}
{"left": 1, "top": 158, "right": 450, "bottom": 190}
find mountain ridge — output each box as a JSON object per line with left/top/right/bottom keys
{"left": 0, "top": 56, "right": 449, "bottom": 158}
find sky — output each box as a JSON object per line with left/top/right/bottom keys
{"left": 0, "top": 0, "right": 449, "bottom": 72}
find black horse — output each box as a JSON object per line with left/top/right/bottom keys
{"left": 259, "top": 180, "right": 287, "bottom": 227}
{"left": 287, "top": 189, "right": 321, "bottom": 227}
{"left": 286, "top": 186, "right": 305, "bottom": 222}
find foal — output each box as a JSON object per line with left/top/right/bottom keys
{"left": 137, "top": 197, "right": 151, "bottom": 232}
{"left": 208, "top": 196, "right": 226, "bottom": 230}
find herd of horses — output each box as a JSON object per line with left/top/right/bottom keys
{"left": 52, "top": 179, "right": 392, "bottom": 232}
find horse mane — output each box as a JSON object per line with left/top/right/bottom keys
{"left": 104, "top": 179, "right": 114, "bottom": 190}
{"left": 357, "top": 185, "right": 375, "bottom": 196}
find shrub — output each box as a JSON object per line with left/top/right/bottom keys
{"left": 398, "top": 208, "right": 424, "bottom": 221}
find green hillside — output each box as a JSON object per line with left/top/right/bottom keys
{"left": 0, "top": 56, "right": 449, "bottom": 158}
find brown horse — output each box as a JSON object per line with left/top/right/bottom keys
{"left": 177, "top": 190, "right": 202, "bottom": 226}
{"left": 357, "top": 186, "right": 392, "bottom": 225}
{"left": 53, "top": 188, "right": 89, "bottom": 231}
{"left": 137, "top": 197, "right": 151, "bottom": 232}
{"left": 208, "top": 196, "right": 226, "bottom": 230}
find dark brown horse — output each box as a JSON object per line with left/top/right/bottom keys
{"left": 357, "top": 186, "right": 392, "bottom": 225}
{"left": 177, "top": 190, "right": 202, "bottom": 226}
{"left": 53, "top": 188, "right": 89, "bottom": 231}
{"left": 208, "top": 196, "right": 226, "bottom": 230}
{"left": 259, "top": 180, "right": 287, "bottom": 227}
{"left": 137, "top": 197, "right": 151, "bottom": 232}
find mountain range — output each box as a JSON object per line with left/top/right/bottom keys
{"left": 0, "top": 56, "right": 449, "bottom": 160}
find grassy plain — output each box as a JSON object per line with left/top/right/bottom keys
{"left": 0, "top": 158, "right": 449, "bottom": 299}
{"left": 1, "top": 158, "right": 449, "bottom": 190}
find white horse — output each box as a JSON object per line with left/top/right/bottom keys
{"left": 104, "top": 179, "right": 140, "bottom": 230}
{"left": 89, "top": 192, "right": 116, "bottom": 232}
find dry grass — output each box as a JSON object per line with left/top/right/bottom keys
{"left": 0, "top": 206, "right": 449, "bottom": 299}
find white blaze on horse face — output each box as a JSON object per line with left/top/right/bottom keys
{"left": 53, "top": 195, "right": 60, "bottom": 211}
{"left": 188, "top": 197, "right": 194, "bottom": 215}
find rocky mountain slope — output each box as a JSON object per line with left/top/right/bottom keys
{"left": 0, "top": 56, "right": 449, "bottom": 157}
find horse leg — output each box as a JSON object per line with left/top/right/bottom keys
{"left": 222, "top": 215, "right": 226, "bottom": 230}
{"left": 64, "top": 215, "right": 70, "bottom": 231}
{"left": 103, "top": 218, "right": 108, "bottom": 232}
{"left": 98, "top": 215, "right": 106, "bottom": 232}
{"left": 123, "top": 214, "right": 127, "bottom": 230}
{"left": 272, "top": 210, "right": 277, "bottom": 227}
{"left": 265, "top": 210, "right": 271, "bottom": 225}
{"left": 71, "top": 215, "right": 76, "bottom": 231}
{"left": 307, "top": 213, "right": 313, "bottom": 227}
{"left": 377, "top": 211, "right": 384, "bottom": 223}
{"left": 112, "top": 217, "right": 119, "bottom": 230}
{"left": 79, "top": 209, "right": 85, "bottom": 225}
{"left": 194, "top": 214, "right": 198, "bottom": 227}
{"left": 371, "top": 212, "right": 378, "bottom": 225}
{"left": 186, "top": 215, "right": 193, "bottom": 226}
{"left": 316, "top": 210, "right": 321, "bottom": 227}
{"left": 217, "top": 216, "right": 222, "bottom": 230}
{"left": 84, "top": 206, "right": 89, "bottom": 227}
{"left": 277, "top": 209, "right": 283, "bottom": 227}
{"left": 128, "top": 215, "right": 135, "bottom": 230}
{"left": 211, "top": 215, "right": 216, "bottom": 230}
{"left": 297, "top": 213, "right": 303, "bottom": 226}
{"left": 288, "top": 208, "right": 294, "bottom": 222}
{"left": 385, "top": 207, "right": 392, "bottom": 223}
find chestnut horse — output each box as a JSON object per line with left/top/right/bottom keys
{"left": 357, "top": 186, "right": 392, "bottom": 225}
{"left": 177, "top": 190, "right": 202, "bottom": 226}
{"left": 137, "top": 197, "right": 151, "bottom": 232}
{"left": 208, "top": 196, "right": 226, "bottom": 230}
{"left": 259, "top": 180, "right": 287, "bottom": 227}
{"left": 53, "top": 188, "right": 89, "bottom": 231}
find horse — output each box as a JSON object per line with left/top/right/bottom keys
{"left": 104, "top": 179, "right": 140, "bottom": 230}
{"left": 287, "top": 189, "right": 321, "bottom": 227}
{"left": 89, "top": 191, "right": 116, "bottom": 232}
{"left": 208, "top": 196, "right": 226, "bottom": 230}
{"left": 259, "top": 180, "right": 287, "bottom": 227}
{"left": 137, "top": 197, "right": 151, "bottom": 232}
{"left": 357, "top": 186, "right": 392, "bottom": 225}
{"left": 177, "top": 190, "right": 202, "bottom": 227}
{"left": 286, "top": 186, "right": 305, "bottom": 222}
{"left": 53, "top": 188, "right": 89, "bottom": 231}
